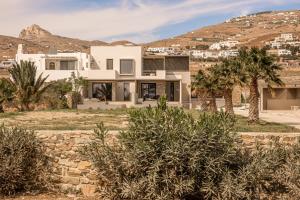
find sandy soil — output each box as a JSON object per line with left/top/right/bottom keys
{"left": 0, "top": 110, "right": 128, "bottom": 131}
{"left": 235, "top": 107, "right": 300, "bottom": 129}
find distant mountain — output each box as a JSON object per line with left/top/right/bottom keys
{"left": 146, "top": 10, "right": 300, "bottom": 48}
{"left": 0, "top": 24, "right": 127, "bottom": 61}
{"left": 17, "top": 24, "right": 107, "bottom": 53}
{"left": 109, "top": 40, "right": 136, "bottom": 46}
{"left": 1, "top": 10, "right": 300, "bottom": 60}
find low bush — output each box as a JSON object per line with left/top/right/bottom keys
{"left": 39, "top": 79, "right": 72, "bottom": 109}
{"left": 82, "top": 98, "right": 238, "bottom": 199}
{"left": 83, "top": 98, "right": 300, "bottom": 199}
{"left": 0, "top": 125, "right": 49, "bottom": 196}
{"left": 218, "top": 142, "right": 300, "bottom": 199}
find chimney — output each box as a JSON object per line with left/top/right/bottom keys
{"left": 48, "top": 45, "right": 57, "bottom": 54}
{"left": 17, "top": 44, "right": 24, "bottom": 54}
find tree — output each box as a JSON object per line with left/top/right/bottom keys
{"left": 41, "top": 79, "right": 73, "bottom": 109}
{"left": 212, "top": 59, "right": 245, "bottom": 115}
{"left": 239, "top": 47, "right": 283, "bottom": 122}
{"left": 193, "top": 69, "right": 220, "bottom": 112}
{"left": 68, "top": 72, "right": 87, "bottom": 107}
{"left": 8, "top": 61, "right": 51, "bottom": 111}
{"left": 0, "top": 79, "right": 15, "bottom": 112}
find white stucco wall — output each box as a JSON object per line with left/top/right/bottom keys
{"left": 90, "top": 46, "right": 143, "bottom": 77}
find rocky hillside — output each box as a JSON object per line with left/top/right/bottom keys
{"left": 1, "top": 10, "right": 300, "bottom": 60}
{"left": 146, "top": 10, "right": 300, "bottom": 48}
{"left": 0, "top": 24, "right": 108, "bottom": 61}
{"left": 18, "top": 24, "right": 107, "bottom": 53}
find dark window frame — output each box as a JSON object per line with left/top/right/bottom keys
{"left": 141, "top": 83, "right": 157, "bottom": 99}
{"left": 106, "top": 59, "right": 113, "bottom": 70}
{"left": 120, "top": 59, "right": 134, "bottom": 75}
{"left": 48, "top": 62, "right": 55, "bottom": 70}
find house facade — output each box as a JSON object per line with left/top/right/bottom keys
{"left": 259, "top": 77, "right": 300, "bottom": 110}
{"left": 15, "top": 45, "right": 191, "bottom": 108}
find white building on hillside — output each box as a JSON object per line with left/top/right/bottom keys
{"left": 15, "top": 45, "right": 191, "bottom": 108}
{"left": 280, "top": 33, "right": 294, "bottom": 41}
{"left": 209, "top": 40, "right": 239, "bottom": 50}
{"left": 146, "top": 47, "right": 175, "bottom": 54}
{"left": 278, "top": 49, "right": 292, "bottom": 56}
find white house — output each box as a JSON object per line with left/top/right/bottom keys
{"left": 280, "top": 33, "right": 294, "bottom": 41}
{"left": 218, "top": 50, "right": 239, "bottom": 58}
{"left": 15, "top": 45, "right": 191, "bottom": 108}
{"left": 146, "top": 47, "right": 175, "bottom": 54}
{"left": 209, "top": 40, "right": 239, "bottom": 50}
{"left": 191, "top": 50, "right": 219, "bottom": 59}
{"left": 278, "top": 49, "right": 292, "bottom": 56}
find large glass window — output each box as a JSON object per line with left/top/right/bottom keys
{"left": 60, "top": 61, "right": 76, "bottom": 70}
{"left": 120, "top": 59, "right": 134, "bottom": 75}
{"left": 141, "top": 83, "right": 157, "bottom": 100}
{"left": 106, "top": 59, "right": 113, "bottom": 70}
{"left": 92, "top": 83, "right": 112, "bottom": 101}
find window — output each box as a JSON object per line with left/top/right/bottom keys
{"left": 48, "top": 62, "right": 55, "bottom": 70}
{"left": 106, "top": 59, "right": 113, "bottom": 70}
{"left": 60, "top": 61, "right": 76, "bottom": 70}
{"left": 92, "top": 83, "right": 112, "bottom": 101}
{"left": 120, "top": 59, "right": 134, "bottom": 75}
{"left": 141, "top": 83, "right": 157, "bottom": 99}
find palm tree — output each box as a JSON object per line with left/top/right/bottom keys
{"left": 95, "top": 83, "right": 112, "bottom": 104}
{"left": 0, "top": 79, "right": 15, "bottom": 112}
{"left": 8, "top": 61, "right": 51, "bottom": 111}
{"left": 212, "top": 59, "right": 245, "bottom": 115}
{"left": 239, "top": 47, "right": 283, "bottom": 122}
{"left": 193, "top": 69, "right": 220, "bottom": 112}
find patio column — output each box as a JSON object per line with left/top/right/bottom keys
{"left": 112, "top": 82, "right": 116, "bottom": 101}
{"left": 130, "top": 81, "right": 137, "bottom": 105}
{"left": 179, "top": 80, "right": 183, "bottom": 105}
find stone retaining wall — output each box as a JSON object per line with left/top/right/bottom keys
{"left": 37, "top": 131, "right": 300, "bottom": 197}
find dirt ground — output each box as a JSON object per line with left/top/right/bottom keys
{"left": 0, "top": 109, "right": 128, "bottom": 131}
{"left": 235, "top": 107, "right": 300, "bottom": 130}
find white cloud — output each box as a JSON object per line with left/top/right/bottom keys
{"left": 0, "top": 0, "right": 297, "bottom": 42}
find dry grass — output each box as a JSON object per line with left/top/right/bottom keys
{"left": 0, "top": 108, "right": 298, "bottom": 133}
{"left": 0, "top": 109, "right": 130, "bottom": 131}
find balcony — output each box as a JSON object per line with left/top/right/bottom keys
{"left": 138, "top": 70, "right": 166, "bottom": 80}
{"left": 80, "top": 70, "right": 118, "bottom": 80}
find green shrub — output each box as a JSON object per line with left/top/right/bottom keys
{"left": 218, "top": 142, "right": 300, "bottom": 200}
{"left": 82, "top": 98, "right": 238, "bottom": 199}
{"left": 40, "top": 79, "right": 72, "bottom": 109}
{"left": 83, "top": 99, "right": 300, "bottom": 199}
{"left": 0, "top": 125, "right": 49, "bottom": 196}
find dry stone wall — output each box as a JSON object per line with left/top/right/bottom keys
{"left": 36, "top": 131, "right": 300, "bottom": 197}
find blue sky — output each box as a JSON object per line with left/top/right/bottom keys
{"left": 0, "top": 0, "right": 299, "bottom": 43}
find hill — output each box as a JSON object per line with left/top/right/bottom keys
{"left": 0, "top": 24, "right": 109, "bottom": 61}
{"left": 146, "top": 10, "right": 300, "bottom": 48}
{"left": 1, "top": 10, "right": 300, "bottom": 60}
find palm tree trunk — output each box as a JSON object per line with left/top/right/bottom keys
{"left": 224, "top": 88, "right": 234, "bottom": 115}
{"left": 248, "top": 78, "right": 259, "bottom": 123}
{"left": 210, "top": 92, "right": 217, "bottom": 113}
{"left": 0, "top": 104, "right": 3, "bottom": 113}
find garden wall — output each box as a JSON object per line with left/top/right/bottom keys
{"left": 36, "top": 131, "right": 300, "bottom": 197}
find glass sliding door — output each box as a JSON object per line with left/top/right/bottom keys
{"left": 141, "top": 83, "right": 156, "bottom": 100}
{"left": 166, "top": 81, "right": 180, "bottom": 102}
{"left": 123, "top": 82, "right": 130, "bottom": 101}
{"left": 92, "top": 83, "right": 112, "bottom": 101}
